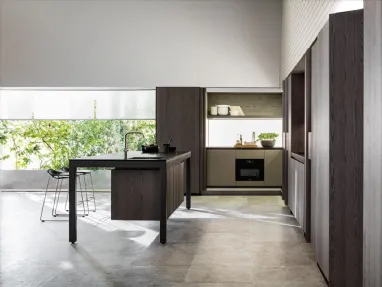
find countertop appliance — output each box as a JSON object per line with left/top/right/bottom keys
{"left": 235, "top": 158, "right": 264, "bottom": 181}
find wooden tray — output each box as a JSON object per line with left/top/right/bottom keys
{"left": 234, "top": 144, "right": 258, "bottom": 148}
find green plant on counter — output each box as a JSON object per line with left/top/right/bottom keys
{"left": 257, "top": 133, "right": 279, "bottom": 141}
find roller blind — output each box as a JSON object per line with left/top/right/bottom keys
{"left": 0, "top": 89, "right": 156, "bottom": 120}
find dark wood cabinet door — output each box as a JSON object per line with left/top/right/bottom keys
{"left": 329, "top": 9, "right": 363, "bottom": 287}
{"left": 282, "top": 79, "right": 289, "bottom": 204}
{"left": 304, "top": 48, "right": 312, "bottom": 243}
{"left": 156, "top": 87, "right": 204, "bottom": 195}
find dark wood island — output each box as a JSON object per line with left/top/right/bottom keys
{"left": 68, "top": 151, "right": 191, "bottom": 244}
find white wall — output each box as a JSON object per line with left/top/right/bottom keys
{"left": 281, "top": 0, "right": 363, "bottom": 81}
{"left": 207, "top": 119, "right": 282, "bottom": 147}
{"left": 0, "top": 0, "right": 282, "bottom": 88}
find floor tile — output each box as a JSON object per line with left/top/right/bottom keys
{"left": 0, "top": 192, "right": 326, "bottom": 286}
{"left": 185, "top": 266, "right": 253, "bottom": 283}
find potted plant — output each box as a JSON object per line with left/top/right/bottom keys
{"left": 257, "top": 133, "right": 279, "bottom": 148}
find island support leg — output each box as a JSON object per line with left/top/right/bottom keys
{"left": 69, "top": 164, "right": 77, "bottom": 243}
{"left": 186, "top": 158, "right": 191, "bottom": 210}
{"left": 160, "top": 166, "right": 167, "bottom": 244}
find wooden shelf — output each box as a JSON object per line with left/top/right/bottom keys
{"left": 207, "top": 115, "right": 282, "bottom": 119}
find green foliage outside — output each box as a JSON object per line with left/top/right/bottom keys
{"left": 0, "top": 120, "right": 156, "bottom": 170}
{"left": 257, "top": 133, "right": 279, "bottom": 141}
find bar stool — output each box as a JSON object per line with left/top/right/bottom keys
{"left": 62, "top": 167, "right": 96, "bottom": 213}
{"left": 40, "top": 169, "right": 87, "bottom": 222}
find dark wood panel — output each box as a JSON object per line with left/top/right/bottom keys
{"left": 200, "top": 89, "right": 207, "bottom": 193}
{"left": 282, "top": 79, "right": 289, "bottom": 204}
{"left": 111, "top": 164, "right": 185, "bottom": 221}
{"left": 166, "top": 163, "right": 185, "bottom": 218}
{"left": 286, "top": 75, "right": 293, "bottom": 206}
{"left": 329, "top": 10, "right": 363, "bottom": 287}
{"left": 156, "top": 87, "right": 204, "bottom": 195}
{"left": 291, "top": 73, "right": 305, "bottom": 155}
{"left": 364, "top": 2, "right": 382, "bottom": 286}
{"left": 111, "top": 169, "right": 161, "bottom": 220}
{"left": 304, "top": 48, "right": 312, "bottom": 243}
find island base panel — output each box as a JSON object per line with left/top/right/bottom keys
{"left": 111, "top": 163, "right": 185, "bottom": 221}
{"left": 111, "top": 169, "right": 161, "bottom": 220}
{"left": 167, "top": 162, "right": 186, "bottom": 217}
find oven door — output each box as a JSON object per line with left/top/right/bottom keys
{"left": 235, "top": 159, "right": 264, "bottom": 181}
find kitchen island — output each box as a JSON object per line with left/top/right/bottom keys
{"left": 68, "top": 151, "right": 191, "bottom": 244}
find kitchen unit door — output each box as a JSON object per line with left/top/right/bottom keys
{"left": 288, "top": 158, "right": 296, "bottom": 216}
{"left": 296, "top": 160, "right": 305, "bottom": 232}
{"left": 264, "top": 150, "right": 282, "bottom": 187}
{"left": 288, "top": 158, "right": 305, "bottom": 227}
{"left": 329, "top": 10, "right": 363, "bottom": 287}
{"left": 207, "top": 149, "right": 235, "bottom": 187}
{"left": 311, "top": 22, "right": 330, "bottom": 281}
{"left": 282, "top": 78, "right": 290, "bottom": 204}
{"left": 304, "top": 48, "right": 312, "bottom": 243}
{"left": 156, "top": 87, "right": 206, "bottom": 195}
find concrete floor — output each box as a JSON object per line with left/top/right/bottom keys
{"left": 0, "top": 192, "right": 327, "bottom": 287}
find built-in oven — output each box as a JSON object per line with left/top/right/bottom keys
{"left": 235, "top": 159, "right": 264, "bottom": 181}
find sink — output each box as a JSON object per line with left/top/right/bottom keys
{"left": 129, "top": 157, "right": 165, "bottom": 160}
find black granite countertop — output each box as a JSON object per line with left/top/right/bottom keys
{"left": 207, "top": 147, "right": 283, "bottom": 150}
{"left": 71, "top": 151, "right": 191, "bottom": 162}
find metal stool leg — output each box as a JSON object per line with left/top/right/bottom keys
{"left": 89, "top": 173, "right": 96, "bottom": 212}
{"left": 40, "top": 177, "right": 51, "bottom": 222}
{"left": 64, "top": 186, "right": 69, "bottom": 211}
{"left": 53, "top": 178, "right": 64, "bottom": 216}
{"left": 83, "top": 175, "right": 90, "bottom": 215}
{"left": 78, "top": 176, "right": 88, "bottom": 216}
{"left": 52, "top": 178, "right": 60, "bottom": 217}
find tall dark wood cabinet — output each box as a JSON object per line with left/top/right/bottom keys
{"left": 304, "top": 48, "right": 312, "bottom": 243}
{"left": 329, "top": 10, "right": 363, "bottom": 287}
{"left": 156, "top": 87, "right": 206, "bottom": 195}
{"left": 311, "top": 10, "right": 363, "bottom": 286}
{"left": 282, "top": 79, "right": 289, "bottom": 204}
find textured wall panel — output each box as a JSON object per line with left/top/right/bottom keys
{"left": 281, "top": 0, "right": 363, "bottom": 81}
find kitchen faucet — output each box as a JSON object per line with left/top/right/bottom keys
{"left": 124, "top": 131, "right": 145, "bottom": 152}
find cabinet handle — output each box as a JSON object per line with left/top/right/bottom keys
{"left": 282, "top": 132, "right": 286, "bottom": 148}
{"left": 308, "top": 132, "right": 312, "bottom": 160}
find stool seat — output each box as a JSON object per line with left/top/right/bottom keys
{"left": 61, "top": 167, "right": 91, "bottom": 175}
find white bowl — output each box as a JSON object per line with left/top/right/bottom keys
{"left": 216, "top": 105, "right": 229, "bottom": 116}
